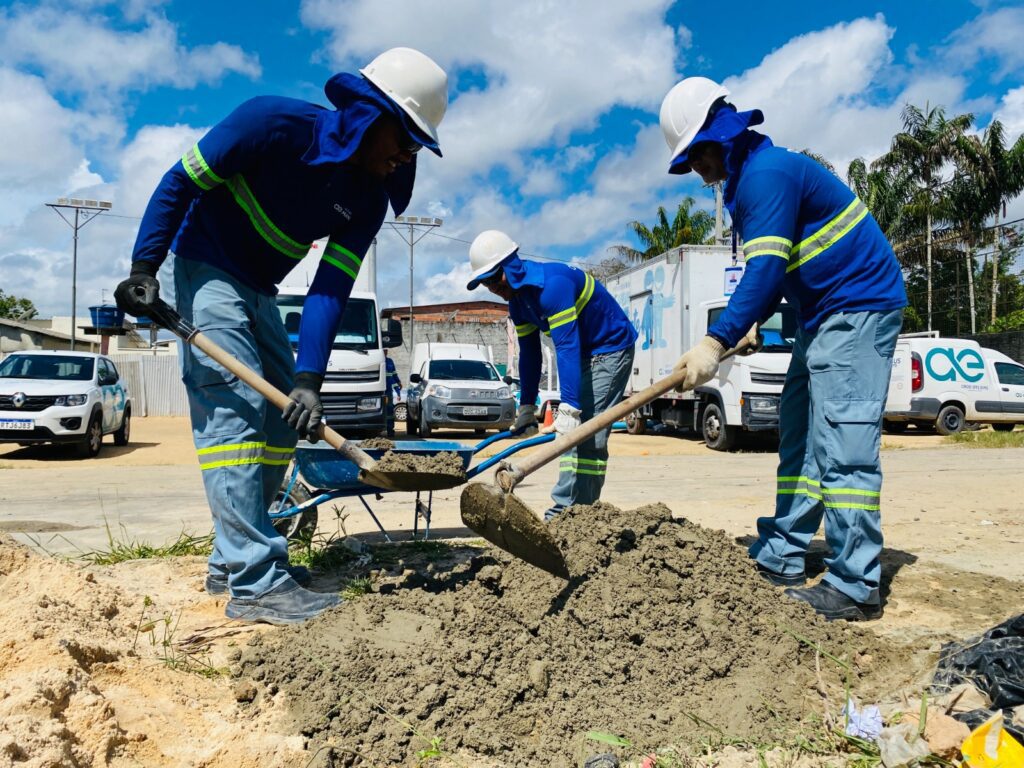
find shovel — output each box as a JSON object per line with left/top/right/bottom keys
{"left": 460, "top": 340, "right": 752, "bottom": 577}
{"left": 143, "top": 298, "right": 466, "bottom": 492}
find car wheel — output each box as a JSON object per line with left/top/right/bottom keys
{"left": 113, "top": 406, "right": 131, "bottom": 446}
{"left": 701, "top": 403, "right": 736, "bottom": 451}
{"left": 76, "top": 413, "right": 103, "bottom": 458}
{"left": 992, "top": 422, "right": 1015, "bottom": 432}
{"left": 935, "top": 404, "right": 966, "bottom": 436}
{"left": 882, "top": 419, "right": 907, "bottom": 434}
{"left": 626, "top": 411, "right": 647, "bottom": 435}
{"left": 394, "top": 403, "right": 407, "bottom": 422}
{"left": 420, "top": 411, "right": 432, "bottom": 437}
{"left": 270, "top": 481, "right": 319, "bottom": 542}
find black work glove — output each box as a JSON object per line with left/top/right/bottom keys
{"left": 283, "top": 372, "right": 324, "bottom": 443}
{"left": 114, "top": 260, "right": 161, "bottom": 318}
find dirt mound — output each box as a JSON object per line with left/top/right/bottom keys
{"left": 242, "top": 503, "right": 896, "bottom": 766}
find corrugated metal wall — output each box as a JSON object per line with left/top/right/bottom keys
{"left": 111, "top": 354, "right": 188, "bottom": 417}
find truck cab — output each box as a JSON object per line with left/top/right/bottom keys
{"left": 275, "top": 288, "right": 403, "bottom": 436}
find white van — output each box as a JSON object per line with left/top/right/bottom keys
{"left": 884, "top": 336, "right": 1024, "bottom": 434}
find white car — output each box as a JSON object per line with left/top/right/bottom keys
{"left": 0, "top": 351, "right": 131, "bottom": 457}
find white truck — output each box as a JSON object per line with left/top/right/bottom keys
{"left": 276, "top": 241, "right": 402, "bottom": 436}
{"left": 604, "top": 244, "right": 796, "bottom": 450}
{"left": 883, "top": 335, "right": 1024, "bottom": 434}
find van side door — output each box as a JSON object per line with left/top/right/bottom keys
{"left": 995, "top": 361, "right": 1024, "bottom": 420}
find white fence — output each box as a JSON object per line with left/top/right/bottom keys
{"left": 111, "top": 354, "right": 188, "bottom": 417}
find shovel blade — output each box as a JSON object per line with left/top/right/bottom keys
{"left": 460, "top": 483, "right": 569, "bottom": 579}
{"left": 358, "top": 469, "right": 466, "bottom": 492}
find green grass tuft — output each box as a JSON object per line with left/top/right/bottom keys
{"left": 946, "top": 429, "right": 1024, "bottom": 448}
{"left": 79, "top": 521, "right": 214, "bottom": 565}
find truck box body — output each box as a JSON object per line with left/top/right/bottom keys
{"left": 603, "top": 245, "right": 796, "bottom": 450}
{"left": 884, "top": 336, "right": 1024, "bottom": 433}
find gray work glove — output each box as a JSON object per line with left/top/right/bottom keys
{"left": 114, "top": 261, "right": 161, "bottom": 318}
{"left": 673, "top": 336, "right": 725, "bottom": 391}
{"left": 543, "top": 402, "right": 582, "bottom": 436}
{"left": 283, "top": 372, "right": 324, "bottom": 443}
{"left": 512, "top": 404, "right": 538, "bottom": 437}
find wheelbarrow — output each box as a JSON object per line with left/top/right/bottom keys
{"left": 269, "top": 430, "right": 557, "bottom": 542}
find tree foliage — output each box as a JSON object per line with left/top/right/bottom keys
{"left": 611, "top": 197, "right": 715, "bottom": 262}
{"left": 0, "top": 289, "right": 37, "bottom": 321}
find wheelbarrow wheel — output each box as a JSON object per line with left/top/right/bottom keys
{"left": 271, "top": 481, "right": 319, "bottom": 542}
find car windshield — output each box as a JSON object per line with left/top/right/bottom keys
{"left": 0, "top": 355, "right": 95, "bottom": 381}
{"left": 275, "top": 295, "right": 378, "bottom": 352}
{"left": 428, "top": 359, "right": 499, "bottom": 381}
{"left": 708, "top": 305, "right": 797, "bottom": 352}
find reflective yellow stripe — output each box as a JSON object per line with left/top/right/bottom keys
{"left": 200, "top": 457, "right": 263, "bottom": 470}
{"left": 516, "top": 322, "right": 538, "bottom": 337}
{"left": 197, "top": 441, "right": 265, "bottom": 456}
{"left": 574, "top": 273, "right": 595, "bottom": 313}
{"left": 181, "top": 144, "right": 225, "bottom": 191}
{"left": 197, "top": 441, "right": 294, "bottom": 470}
{"left": 743, "top": 236, "right": 792, "bottom": 262}
{"left": 787, "top": 198, "right": 868, "bottom": 273}
{"left": 264, "top": 445, "right": 294, "bottom": 454}
{"left": 322, "top": 242, "right": 362, "bottom": 281}
{"left": 224, "top": 175, "right": 311, "bottom": 260}
{"left": 547, "top": 307, "right": 578, "bottom": 330}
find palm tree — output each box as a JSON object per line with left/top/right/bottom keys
{"left": 962, "top": 120, "right": 1024, "bottom": 324}
{"left": 612, "top": 197, "right": 715, "bottom": 262}
{"left": 847, "top": 157, "right": 916, "bottom": 243}
{"left": 879, "top": 103, "right": 974, "bottom": 331}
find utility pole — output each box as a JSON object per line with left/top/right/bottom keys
{"left": 386, "top": 216, "right": 443, "bottom": 377}
{"left": 714, "top": 183, "right": 725, "bottom": 246}
{"left": 46, "top": 197, "right": 112, "bottom": 350}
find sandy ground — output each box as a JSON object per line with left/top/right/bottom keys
{"left": 0, "top": 418, "right": 1022, "bottom": 766}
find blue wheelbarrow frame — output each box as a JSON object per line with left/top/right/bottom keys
{"left": 269, "top": 430, "right": 557, "bottom": 541}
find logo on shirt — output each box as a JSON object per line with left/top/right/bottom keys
{"left": 333, "top": 203, "right": 352, "bottom": 220}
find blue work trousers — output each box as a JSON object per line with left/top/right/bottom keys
{"left": 174, "top": 257, "right": 298, "bottom": 598}
{"left": 749, "top": 309, "right": 902, "bottom": 604}
{"left": 549, "top": 346, "right": 634, "bottom": 515}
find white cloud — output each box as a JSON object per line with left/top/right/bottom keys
{"left": 945, "top": 6, "right": 1024, "bottom": 80}
{"left": 0, "top": 4, "right": 261, "bottom": 100}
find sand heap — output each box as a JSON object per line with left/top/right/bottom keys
{"left": 242, "top": 502, "right": 889, "bottom": 766}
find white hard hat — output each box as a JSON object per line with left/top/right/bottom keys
{"left": 660, "top": 77, "right": 730, "bottom": 162}
{"left": 361, "top": 47, "right": 448, "bottom": 148}
{"left": 467, "top": 230, "right": 518, "bottom": 289}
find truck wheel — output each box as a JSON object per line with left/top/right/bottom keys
{"left": 625, "top": 411, "right": 647, "bottom": 435}
{"left": 113, "top": 406, "right": 131, "bottom": 446}
{"left": 419, "top": 411, "right": 433, "bottom": 437}
{"left": 992, "top": 423, "right": 1015, "bottom": 432}
{"left": 935, "top": 404, "right": 966, "bottom": 436}
{"left": 271, "top": 481, "right": 319, "bottom": 542}
{"left": 76, "top": 413, "right": 103, "bottom": 458}
{"left": 882, "top": 419, "right": 907, "bottom": 434}
{"left": 701, "top": 403, "right": 736, "bottom": 451}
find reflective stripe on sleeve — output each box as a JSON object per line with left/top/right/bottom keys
{"left": 224, "top": 175, "right": 312, "bottom": 260}
{"left": 516, "top": 322, "right": 539, "bottom": 337}
{"left": 181, "top": 144, "right": 225, "bottom": 191}
{"left": 787, "top": 198, "right": 868, "bottom": 273}
{"left": 322, "top": 242, "right": 363, "bottom": 280}
{"left": 742, "top": 236, "right": 792, "bottom": 262}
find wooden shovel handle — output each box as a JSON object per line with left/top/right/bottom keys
{"left": 495, "top": 341, "right": 748, "bottom": 491}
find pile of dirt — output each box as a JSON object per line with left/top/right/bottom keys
{"left": 241, "top": 502, "right": 898, "bottom": 766}
{"left": 356, "top": 437, "right": 395, "bottom": 451}
{"left": 372, "top": 448, "right": 465, "bottom": 481}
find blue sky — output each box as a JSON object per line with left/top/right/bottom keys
{"left": 1, "top": 0, "right": 1023, "bottom": 316}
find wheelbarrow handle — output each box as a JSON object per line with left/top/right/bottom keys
{"left": 146, "top": 299, "right": 376, "bottom": 472}
{"left": 466, "top": 432, "right": 556, "bottom": 480}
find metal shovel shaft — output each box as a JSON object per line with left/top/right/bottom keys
{"left": 494, "top": 341, "right": 748, "bottom": 492}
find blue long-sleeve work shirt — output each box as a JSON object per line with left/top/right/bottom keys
{"left": 505, "top": 257, "right": 637, "bottom": 409}
{"left": 708, "top": 137, "right": 906, "bottom": 347}
{"left": 130, "top": 93, "right": 413, "bottom": 375}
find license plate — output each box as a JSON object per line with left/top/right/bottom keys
{"left": 0, "top": 419, "right": 33, "bottom": 430}
{"left": 462, "top": 406, "right": 488, "bottom": 416}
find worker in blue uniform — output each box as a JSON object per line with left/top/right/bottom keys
{"left": 384, "top": 349, "right": 402, "bottom": 438}
{"left": 467, "top": 230, "right": 638, "bottom": 520}
{"left": 659, "top": 77, "right": 907, "bottom": 621}
{"left": 114, "top": 48, "right": 448, "bottom": 625}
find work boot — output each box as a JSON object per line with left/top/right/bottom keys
{"left": 784, "top": 581, "right": 882, "bottom": 622}
{"left": 756, "top": 563, "right": 807, "bottom": 587}
{"left": 205, "top": 564, "right": 312, "bottom": 596}
{"left": 225, "top": 580, "right": 341, "bottom": 625}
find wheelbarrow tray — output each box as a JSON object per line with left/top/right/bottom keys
{"left": 295, "top": 439, "right": 473, "bottom": 493}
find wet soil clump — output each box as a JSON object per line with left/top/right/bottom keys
{"left": 241, "top": 503, "right": 896, "bottom": 766}
{"left": 372, "top": 448, "right": 465, "bottom": 481}
{"left": 357, "top": 437, "right": 395, "bottom": 451}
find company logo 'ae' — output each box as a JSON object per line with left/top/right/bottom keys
{"left": 925, "top": 347, "right": 985, "bottom": 383}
